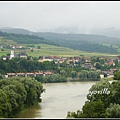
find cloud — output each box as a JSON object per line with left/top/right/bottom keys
{"left": 0, "top": 1, "right": 120, "bottom": 33}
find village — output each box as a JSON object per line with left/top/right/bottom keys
{"left": 2, "top": 49, "right": 120, "bottom": 79}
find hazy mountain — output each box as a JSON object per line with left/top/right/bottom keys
{"left": 0, "top": 27, "right": 120, "bottom": 53}
{"left": 34, "top": 32, "right": 120, "bottom": 46}
{"left": 0, "top": 27, "right": 33, "bottom": 35}
{"left": 1, "top": 27, "right": 120, "bottom": 46}
{"left": 91, "top": 27, "right": 120, "bottom": 39}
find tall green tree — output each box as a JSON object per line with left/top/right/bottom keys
{"left": 71, "top": 71, "right": 78, "bottom": 79}
{"left": 106, "top": 103, "right": 120, "bottom": 118}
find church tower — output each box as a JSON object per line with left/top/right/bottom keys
{"left": 10, "top": 50, "right": 14, "bottom": 59}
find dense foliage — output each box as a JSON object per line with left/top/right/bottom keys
{"left": 0, "top": 58, "right": 57, "bottom": 74}
{"left": 35, "top": 32, "right": 120, "bottom": 46}
{"left": 35, "top": 32, "right": 119, "bottom": 53}
{"left": 79, "top": 70, "right": 100, "bottom": 81}
{"left": 114, "top": 70, "right": 120, "bottom": 80}
{"left": 35, "top": 74, "right": 67, "bottom": 83}
{"left": 0, "top": 31, "right": 57, "bottom": 45}
{"left": 0, "top": 77, "right": 44, "bottom": 118}
{"left": 57, "top": 40, "right": 118, "bottom": 53}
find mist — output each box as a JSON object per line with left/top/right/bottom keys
{"left": 0, "top": 1, "right": 120, "bottom": 34}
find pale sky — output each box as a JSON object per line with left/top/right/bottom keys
{"left": 0, "top": 1, "right": 120, "bottom": 33}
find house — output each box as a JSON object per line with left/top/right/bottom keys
{"left": 84, "top": 63, "right": 94, "bottom": 69}
{"left": 5, "top": 71, "right": 54, "bottom": 78}
{"left": 38, "top": 56, "right": 53, "bottom": 62}
{"left": 19, "top": 51, "right": 27, "bottom": 58}
{"left": 5, "top": 73, "right": 17, "bottom": 78}
{"left": 17, "top": 73, "right": 26, "bottom": 77}
{"left": 38, "top": 56, "right": 63, "bottom": 63}
{"left": 72, "top": 56, "right": 81, "bottom": 63}
{"left": 12, "top": 45, "right": 24, "bottom": 49}
{"left": 105, "top": 61, "right": 115, "bottom": 66}
{"left": 2, "top": 56, "right": 9, "bottom": 60}
{"left": 66, "top": 59, "right": 72, "bottom": 64}
{"left": 100, "top": 74, "right": 104, "bottom": 78}
{"left": 85, "top": 57, "right": 91, "bottom": 63}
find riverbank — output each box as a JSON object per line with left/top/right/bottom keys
{"left": 15, "top": 101, "right": 41, "bottom": 118}
{"left": 67, "top": 76, "right": 114, "bottom": 82}
{"left": 100, "top": 77, "right": 114, "bottom": 81}
{"left": 67, "top": 77, "right": 100, "bottom": 82}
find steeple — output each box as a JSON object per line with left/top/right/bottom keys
{"left": 10, "top": 50, "right": 14, "bottom": 59}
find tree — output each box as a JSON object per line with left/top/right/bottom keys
{"left": 81, "top": 99, "right": 105, "bottom": 118}
{"left": 87, "top": 80, "right": 111, "bottom": 108}
{"left": 1, "top": 49, "right": 4, "bottom": 51}
{"left": 71, "top": 71, "right": 78, "bottom": 79}
{"left": 67, "top": 99, "right": 105, "bottom": 118}
{"left": 110, "top": 80, "right": 120, "bottom": 104}
{"left": 0, "top": 89, "right": 12, "bottom": 118}
{"left": 106, "top": 103, "right": 120, "bottom": 118}
{"left": 95, "top": 62, "right": 101, "bottom": 69}
{"left": 60, "top": 70, "right": 67, "bottom": 78}
{"left": 37, "top": 45, "right": 41, "bottom": 49}
{"left": 96, "top": 57, "right": 100, "bottom": 62}
{"left": 0, "top": 77, "right": 44, "bottom": 118}
{"left": 114, "top": 70, "right": 120, "bottom": 80}
{"left": 79, "top": 70, "right": 100, "bottom": 81}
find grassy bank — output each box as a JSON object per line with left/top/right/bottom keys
{"left": 100, "top": 77, "right": 114, "bottom": 81}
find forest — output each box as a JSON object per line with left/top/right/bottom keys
{"left": 0, "top": 31, "right": 57, "bottom": 45}
{"left": 0, "top": 77, "right": 44, "bottom": 118}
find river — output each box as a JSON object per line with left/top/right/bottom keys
{"left": 15, "top": 81, "right": 98, "bottom": 118}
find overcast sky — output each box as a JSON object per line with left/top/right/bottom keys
{"left": 0, "top": 1, "right": 120, "bottom": 33}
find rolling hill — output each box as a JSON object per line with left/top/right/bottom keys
{"left": 0, "top": 28, "right": 120, "bottom": 54}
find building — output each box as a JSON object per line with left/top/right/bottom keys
{"left": 100, "top": 74, "right": 104, "bottom": 78}
{"left": 19, "top": 51, "right": 27, "bottom": 58}
{"left": 10, "top": 50, "right": 14, "bottom": 59}
{"left": 38, "top": 55, "right": 64, "bottom": 63}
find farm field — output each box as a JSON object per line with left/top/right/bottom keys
{"left": 0, "top": 40, "right": 119, "bottom": 57}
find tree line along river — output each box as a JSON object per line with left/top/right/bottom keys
{"left": 15, "top": 81, "right": 98, "bottom": 118}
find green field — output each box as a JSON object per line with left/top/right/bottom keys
{"left": 23, "top": 44, "right": 119, "bottom": 57}
{"left": 0, "top": 43, "right": 119, "bottom": 58}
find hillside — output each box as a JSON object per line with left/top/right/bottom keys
{"left": 34, "top": 32, "right": 120, "bottom": 46}
{"left": 1, "top": 27, "right": 120, "bottom": 45}
{"left": 0, "top": 28, "right": 120, "bottom": 54}
{"left": 0, "top": 31, "right": 58, "bottom": 46}
{"left": 0, "top": 27, "right": 33, "bottom": 35}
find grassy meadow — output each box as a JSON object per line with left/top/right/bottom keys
{"left": 0, "top": 39, "right": 119, "bottom": 58}
{"left": 23, "top": 43, "right": 119, "bottom": 57}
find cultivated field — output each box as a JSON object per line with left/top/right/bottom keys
{"left": 24, "top": 44, "right": 119, "bottom": 57}
{"left": 0, "top": 42, "right": 119, "bottom": 58}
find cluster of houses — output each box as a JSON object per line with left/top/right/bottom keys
{"left": 5, "top": 71, "right": 53, "bottom": 78}
{"left": 38, "top": 56, "right": 65, "bottom": 64}
{"left": 2, "top": 50, "right": 120, "bottom": 78}
{"left": 38, "top": 55, "right": 120, "bottom": 78}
